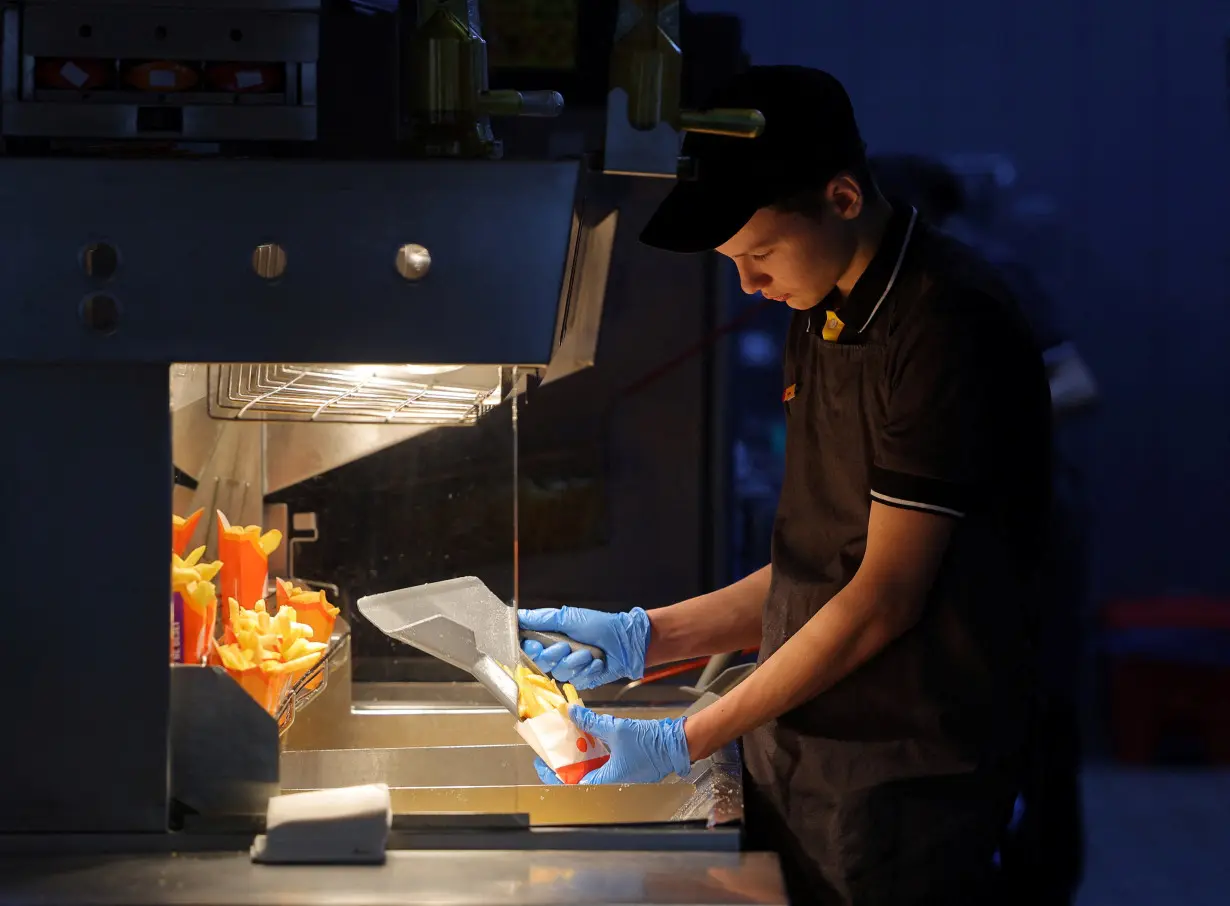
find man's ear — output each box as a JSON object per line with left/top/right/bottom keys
{"left": 827, "top": 173, "right": 865, "bottom": 220}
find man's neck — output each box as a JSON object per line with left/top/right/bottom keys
{"left": 834, "top": 196, "right": 894, "bottom": 298}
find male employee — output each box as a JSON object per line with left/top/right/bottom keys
{"left": 522, "top": 66, "right": 1053, "bottom": 906}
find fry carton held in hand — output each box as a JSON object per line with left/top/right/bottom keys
{"left": 515, "top": 707, "right": 611, "bottom": 785}
{"left": 509, "top": 665, "right": 610, "bottom": 784}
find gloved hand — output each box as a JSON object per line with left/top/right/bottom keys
{"left": 518, "top": 606, "right": 650, "bottom": 690}
{"left": 533, "top": 706, "right": 691, "bottom": 786}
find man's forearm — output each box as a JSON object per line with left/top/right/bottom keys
{"left": 645, "top": 564, "right": 770, "bottom": 667}
{"left": 683, "top": 572, "right": 921, "bottom": 760}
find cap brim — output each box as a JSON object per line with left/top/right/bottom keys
{"left": 638, "top": 179, "right": 763, "bottom": 254}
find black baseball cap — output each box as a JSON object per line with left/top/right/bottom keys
{"left": 640, "top": 66, "right": 867, "bottom": 254}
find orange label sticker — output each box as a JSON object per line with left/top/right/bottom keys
{"left": 782, "top": 384, "right": 796, "bottom": 402}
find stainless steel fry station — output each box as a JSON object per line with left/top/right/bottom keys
{"left": 0, "top": 1, "right": 782, "bottom": 903}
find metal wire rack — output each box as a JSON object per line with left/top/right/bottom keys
{"left": 275, "top": 623, "right": 351, "bottom": 737}
{"left": 208, "top": 364, "right": 504, "bottom": 424}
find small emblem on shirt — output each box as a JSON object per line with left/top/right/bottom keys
{"left": 782, "top": 383, "right": 797, "bottom": 402}
{"left": 821, "top": 310, "right": 845, "bottom": 342}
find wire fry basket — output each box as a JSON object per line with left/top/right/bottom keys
{"left": 275, "top": 623, "right": 350, "bottom": 737}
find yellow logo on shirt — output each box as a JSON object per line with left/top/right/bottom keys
{"left": 821, "top": 310, "right": 845, "bottom": 342}
{"left": 782, "top": 383, "right": 796, "bottom": 402}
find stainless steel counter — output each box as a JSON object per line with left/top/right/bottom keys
{"left": 272, "top": 646, "right": 745, "bottom": 842}
{"left": 0, "top": 850, "right": 787, "bottom": 905}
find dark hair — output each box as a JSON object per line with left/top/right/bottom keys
{"left": 769, "top": 156, "right": 878, "bottom": 220}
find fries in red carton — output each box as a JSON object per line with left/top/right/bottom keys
{"left": 170, "top": 546, "right": 222, "bottom": 665}
{"left": 276, "top": 578, "right": 340, "bottom": 646}
{"left": 214, "top": 598, "right": 329, "bottom": 716}
{"left": 275, "top": 579, "right": 339, "bottom": 691}
{"left": 172, "top": 508, "right": 204, "bottom": 557}
{"left": 510, "top": 666, "right": 610, "bottom": 784}
{"left": 216, "top": 511, "right": 282, "bottom": 637}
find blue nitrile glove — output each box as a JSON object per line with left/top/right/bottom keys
{"left": 518, "top": 606, "right": 650, "bottom": 690}
{"left": 533, "top": 757, "right": 562, "bottom": 785}
{"left": 543, "top": 706, "right": 690, "bottom": 785}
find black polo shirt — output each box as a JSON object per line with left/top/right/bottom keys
{"left": 766, "top": 202, "right": 1052, "bottom": 780}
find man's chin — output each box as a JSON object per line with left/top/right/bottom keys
{"left": 785, "top": 296, "right": 821, "bottom": 311}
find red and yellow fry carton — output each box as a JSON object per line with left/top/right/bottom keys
{"left": 275, "top": 579, "right": 339, "bottom": 691}
{"left": 276, "top": 578, "right": 340, "bottom": 646}
{"left": 509, "top": 665, "right": 610, "bottom": 785}
{"left": 219, "top": 655, "right": 295, "bottom": 716}
{"left": 516, "top": 710, "right": 611, "bottom": 785}
{"left": 170, "top": 546, "right": 222, "bottom": 665}
{"left": 172, "top": 508, "right": 204, "bottom": 557}
{"left": 214, "top": 598, "right": 328, "bottom": 717}
{"left": 216, "top": 511, "right": 282, "bottom": 637}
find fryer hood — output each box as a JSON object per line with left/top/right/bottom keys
{"left": 0, "top": 156, "right": 616, "bottom": 488}
{"left": 0, "top": 157, "right": 610, "bottom": 367}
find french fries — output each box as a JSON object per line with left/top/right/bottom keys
{"left": 511, "top": 668, "right": 610, "bottom": 785}
{"left": 170, "top": 546, "right": 223, "bottom": 664}
{"left": 215, "top": 598, "right": 329, "bottom": 714}
{"left": 172, "top": 545, "right": 222, "bottom": 589}
{"left": 513, "top": 664, "right": 583, "bottom": 721}
{"left": 218, "top": 598, "right": 329, "bottom": 673}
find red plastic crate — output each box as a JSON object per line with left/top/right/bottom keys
{"left": 1102, "top": 597, "right": 1230, "bottom": 765}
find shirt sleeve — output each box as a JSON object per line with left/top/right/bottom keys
{"left": 871, "top": 291, "right": 1008, "bottom": 519}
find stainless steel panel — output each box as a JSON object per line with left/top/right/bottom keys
{"left": 543, "top": 207, "right": 617, "bottom": 386}
{"left": 278, "top": 651, "right": 694, "bottom": 753}
{"left": 263, "top": 421, "right": 432, "bottom": 492}
{"left": 603, "top": 89, "right": 681, "bottom": 179}
{"left": 378, "top": 784, "right": 699, "bottom": 827}
{"left": 3, "top": 102, "right": 317, "bottom": 141}
{"left": 283, "top": 703, "right": 681, "bottom": 751}
{"left": 0, "top": 363, "right": 170, "bottom": 832}
{"left": 170, "top": 665, "right": 281, "bottom": 819}
{"left": 0, "top": 158, "right": 578, "bottom": 365}
{"left": 280, "top": 745, "right": 540, "bottom": 790}
{"left": 21, "top": 0, "right": 321, "bottom": 9}
{"left": 182, "top": 417, "right": 265, "bottom": 560}
{"left": 278, "top": 745, "right": 737, "bottom": 828}
{"left": 275, "top": 647, "right": 743, "bottom": 829}
{"left": 21, "top": 5, "right": 320, "bottom": 61}
{"left": 279, "top": 748, "right": 694, "bottom": 827}
{"left": 0, "top": 851, "right": 788, "bottom": 905}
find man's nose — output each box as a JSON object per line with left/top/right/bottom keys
{"left": 738, "top": 265, "right": 770, "bottom": 296}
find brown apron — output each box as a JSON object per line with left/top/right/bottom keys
{"left": 743, "top": 318, "right": 1029, "bottom": 905}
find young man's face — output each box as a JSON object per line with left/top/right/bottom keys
{"left": 715, "top": 180, "right": 863, "bottom": 311}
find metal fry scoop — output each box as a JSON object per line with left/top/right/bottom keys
{"left": 358, "top": 577, "right": 523, "bottom": 714}
{"left": 358, "top": 576, "right": 606, "bottom": 715}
